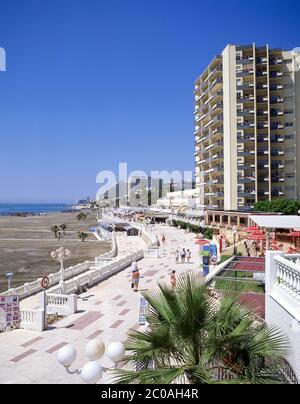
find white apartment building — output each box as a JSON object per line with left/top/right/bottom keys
{"left": 195, "top": 44, "right": 300, "bottom": 211}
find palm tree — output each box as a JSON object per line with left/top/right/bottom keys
{"left": 77, "top": 212, "right": 87, "bottom": 222}
{"left": 78, "top": 232, "right": 88, "bottom": 242}
{"left": 51, "top": 225, "right": 59, "bottom": 239}
{"left": 60, "top": 224, "right": 67, "bottom": 235}
{"left": 113, "top": 273, "right": 289, "bottom": 385}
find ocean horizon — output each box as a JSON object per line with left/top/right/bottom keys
{"left": 0, "top": 203, "right": 71, "bottom": 215}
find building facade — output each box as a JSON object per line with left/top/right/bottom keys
{"left": 195, "top": 44, "right": 300, "bottom": 211}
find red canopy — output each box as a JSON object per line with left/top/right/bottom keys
{"left": 290, "top": 231, "right": 300, "bottom": 237}
{"left": 245, "top": 226, "right": 259, "bottom": 232}
{"left": 246, "top": 234, "right": 266, "bottom": 241}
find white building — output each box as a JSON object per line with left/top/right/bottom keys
{"left": 156, "top": 189, "right": 197, "bottom": 210}
{"left": 195, "top": 44, "right": 300, "bottom": 211}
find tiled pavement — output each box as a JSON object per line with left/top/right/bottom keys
{"left": 0, "top": 225, "right": 201, "bottom": 384}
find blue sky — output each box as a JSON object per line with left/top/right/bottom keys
{"left": 0, "top": 0, "right": 299, "bottom": 203}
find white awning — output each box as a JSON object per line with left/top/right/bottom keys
{"left": 250, "top": 215, "right": 300, "bottom": 230}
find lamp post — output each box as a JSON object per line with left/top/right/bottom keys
{"left": 50, "top": 247, "right": 72, "bottom": 294}
{"left": 57, "top": 339, "right": 125, "bottom": 384}
{"left": 233, "top": 226, "right": 238, "bottom": 256}
{"left": 6, "top": 272, "right": 14, "bottom": 291}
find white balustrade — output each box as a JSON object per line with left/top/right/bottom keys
{"left": 275, "top": 256, "right": 300, "bottom": 300}
{"left": 20, "top": 309, "right": 45, "bottom": 332}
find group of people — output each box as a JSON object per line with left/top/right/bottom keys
{"left": 175, "top": 248, "right": 192, "bottom": 264}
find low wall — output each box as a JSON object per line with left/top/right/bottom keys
{"left": 20, "top": 309, "right": 45, "bottom": 332}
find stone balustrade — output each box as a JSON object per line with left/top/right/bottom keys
{"left": 20, "top": 308, "right": 45, "bottom": 332}
{"left": 275, "top": 255, "right": 300, "bottom": 301}
{"left": 45, "top": 293, "right": 77, "bottom": 316}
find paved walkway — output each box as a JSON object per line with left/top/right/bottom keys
{"left": 0, "top": 225, "right": 201, "bottom": 384}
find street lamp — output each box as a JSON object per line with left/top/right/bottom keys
{"left": 50, "top": 247, "right": 72, "bottom": 294}
{"left": 57, "top": 339, "right": 125, "bottom": 384}
{"left": 5, "top": 272, "right": 14, "bottom": 291}
{"left": 233, "top": 226, "right": 238, "bottom": 256}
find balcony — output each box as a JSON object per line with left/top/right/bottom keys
{"left": 238, "top": 191, "right": 256, "bottom": 198}
{"left": 237, "top": 108, "right": 255, "bottom": 117}
{"left": 236, "top": 56, "right": 254, "bottom": 64}
{"left": 270, "top": 97, "right": 283, "bottom": 104}
{"left": 238, "top": 164, "right": 256, "bottom": 171}
{"left": 237, "top": 150, "right": 255, "bottom": 157}
{"left": 271, "top": 149, "right": 284, "bottom": 157}
{"left": 236, "top": 83, "right": 255, "bottom": 91}
{"left": 271, "top": 162, "right": 284, "bottom": 169}
{"left": 270, "top": 123, "right": 284, "bottom": 130}
{"left": 270, "top": 58, "right": 283, "bottom": 65}
{"left": 236, "top": 69, "right": 254, "bottom": 77}
{"left": 257, "top": 110, "right": 268, "bottom": 116}
{"left": 271, "top": 190, "right": 284, "bottom": 197}
{"left": 256, "top": 70, "right": 268, "bottom": 77}
{"left": 271, "top": 110, "right": 284, "bottom": 117}
{"left": 270, "top": 84, "right": 283, "bottom": 92}
{"left": 237, "top": 122, "right": 255, "bottom": 130}
{"left": 256, "top": 57, "right": 268, "bottom": 65}
{"left": 270, "top": 71, "right": 283, "bottom": 78}
{"left": 237, "top": 95, "right": 255, "bottom": 103}
{"left": 257, "top": 122, "right": 269, "bottom": 130}
{"left": 237, "top": 135, "right": 255, "bottom": 143}
{"left": 209, "top": 78, "right": 223, "bottom": 92}
{"left": 256, "top": 84, "right": 268, "bottom": 91}
{"left": 257, "top": 96, "right": 268, "bottom": 104}
{"left": 257, "top": 149, "right": 269, "bottom": 156}
{"left": 238, "top": 177, "right": 255, "bottom": 184}
{"left": 257, "top": 161, "right": 269, "bottom": 169}
{"left": 257, "top": 134, "right": 269, "bottom": 143}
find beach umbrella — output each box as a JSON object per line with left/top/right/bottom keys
{"left": 195, "top": 239, "right": 210, "bottom": 246}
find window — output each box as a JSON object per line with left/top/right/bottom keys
{"left": 283, "top": 59, "right": 293, "bottom": 64}
{"left": 285, "top": 134, "right": 294, "bottom": 140}
{"left": 284, "top": 110, "right": 294, "bottom": 115}
{"left": 284, "top": 84, "right": 293, "bottom": 89}
{"left": 285, "top": 122, "right": 293, "bottom": 127}
{"left": 286, "top": 173, "right": 295, "bottom": 179}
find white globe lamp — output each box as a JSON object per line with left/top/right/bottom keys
{"left": 107, "top": 342, "right": 125, "bottom": 363}
{"left": 85, "top": 339, "right": 105, "bottom": 361}
{"left": 57, "top": 345, "right": 76, "bottom": 368}
{"left": 80, "top": 361, "right": 103, "bottom": 384}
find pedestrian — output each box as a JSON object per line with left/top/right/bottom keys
{"left": 180, "top": 248, "right": 186, "bottom": 263}
{"left": 170, "top": 270, "right": 176, "bottom": 290}
{"left": 133, "top": 269, "right": 140, "bottom": 292}
{"left": 58, "top": 232, "right": 62, "bottom": 241}
{"left": 186, "top": 249, "right": 191, "bottom": 263}
{"left": 175, "top": 249, "right": 180, "bottom": 265}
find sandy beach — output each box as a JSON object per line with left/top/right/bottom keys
{"left": 0, "top": 212, "right": 110, "bottom": 291}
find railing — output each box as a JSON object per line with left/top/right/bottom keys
{"left": 275, "top": 255, "right": 300, "bottom": 300}
{"left": 46, "top": 293, "right": 77, "bottom": 316}
{"left": 20, "top": 309, "right": 45, "bottom": 332}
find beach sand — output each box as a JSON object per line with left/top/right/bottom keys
{"left": 0, "top": 212, "right": 110, "bottom": 291}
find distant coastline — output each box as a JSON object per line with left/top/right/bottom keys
{"left": 0, "top": 203, "right": 72, "bottom": 216}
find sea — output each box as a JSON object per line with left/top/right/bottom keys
{"left": 0, "top": 203, "right": 71, "bottom": 215}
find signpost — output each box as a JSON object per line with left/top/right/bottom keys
{"left": 0, "top": 295, "right": 20, "bottom": 332}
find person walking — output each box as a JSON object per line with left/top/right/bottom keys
{"left": 161, "top": 234, "right": 166, "bottom": 254}
{"left": 175, "top": 249, "right": 180, "bottom": 265}
{"left": 186, "top": 249, "right": 192, "bottom": 263}
{"left": 170, "top": 270, "right": 176, "bottom": 290}
{"left": 180, "top": 248, "right": 186, "bottom": 264}
{"left": 132, "top": 269, "right": 140, "bottom": 292}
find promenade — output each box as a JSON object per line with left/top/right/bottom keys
{"left": 0, "top": 224, "right": 201, "bottom": 384}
